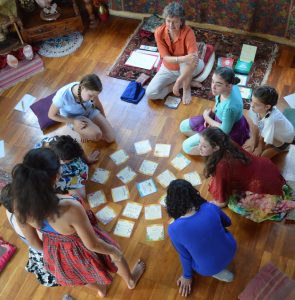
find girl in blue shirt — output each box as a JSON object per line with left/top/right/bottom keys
{"left": 166, "top": 179, "right": 237, "bottom": 297}
{"left": 180, "top": 67, "right": 249, "bottom": 155}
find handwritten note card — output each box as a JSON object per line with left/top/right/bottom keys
{"left": 91, "top": 168, "right": 110, "bottom": 184}
{"left": 146, "top": 224, "right": 164, "bottom": 241}
{"left": 137, "top": 179, "right": 158, "bottom": 197}
{"left": 110, "top": 149, "right": 129, "bottom": 165}
{"left": 87, "top": 190, "right": 106, "bottom": 208}
{"left": 183, "top": 171, "right": 202, "bottom": 186}
{"left": 116, "top": 166, "right": 137, "bottom": 184}
{"left": 95, "top": 206, "right": 117, "bottom": 225}
{"left": 154, "top": 144, "right": 171, "bottom": 157}
{"left": 144, "top": 204, "right": 162, "bottom": 220}
{"left": 171, "top": 153, "right": 191, "bottom": 171}
{"left": 156, "top": 170, "right": 176, "bottom": 188}
{"left": 113, "top": 219, "right": 135, "bottom": 238}
{"left": 134, "top": 140, "right": 152, "bottom": 155}
{"left": 122, "top": 202, "right": 143, "bottom": 219}
{"left": 139, "top": 160, "right": 158, "bottom": 176}
{"left": 111, "top": 185, "right": 130, "bottom": 202}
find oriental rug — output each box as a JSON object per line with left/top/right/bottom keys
{"left": 108, "top": 15, "right": 278, "bottom": 103}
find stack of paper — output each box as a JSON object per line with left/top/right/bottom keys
{"left": 125, "top": 51, "right": 159, "bottom": 70}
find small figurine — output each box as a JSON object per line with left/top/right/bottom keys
{"left": 35, "top": 0, "right": 60, "bottom": 21}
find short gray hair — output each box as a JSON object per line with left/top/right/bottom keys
{"left": 163, "top": 2, "right": 185, "bottom": 28}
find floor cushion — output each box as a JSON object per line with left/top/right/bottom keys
{"left": 30, "top": 92, "right": 58, "bottom": 130}
{"left": 0, "top": 237, "right": 16, "bottom": 273}
{"left": 239, "top": 262, "right": 295, "bottom": 300}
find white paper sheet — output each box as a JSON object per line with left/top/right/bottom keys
{"left": 284, "top": 93, "right": 295, "bottom": 109}
{"left": 111, "top": 185, "right": 130, "bottom": 202}
{"left": 164, "top": 96, "right": 181, "bottom": 109}
{"left": 91, "top": 168, "right": 110, "bottom": 184}
{"left": 171, "top": 153, "right": 191, "bottom": 170}
{"left": 116, "top": 166, "right": 137, "bottom": 184}
{"left": 137, "top": 179, "right": 158, "bottom": 197}
{"left": 16, "top": 94, "right": 36, "bottom": 112}
{"left": 122, "top": 202, "right": 143, "bottom": 219}
{"left": 95, "top": 206, "right": 117, "bottom": 225}
{"left": 139, "top": 160, "right": 158, "bottom": 176}
{"left": 157, "top": 170, "right": 176, "bottom": 188}
{"left": 146, "top": 224, "right": 164, "bottom": 241}
{"left": 145, "top": 204, "right": 162, "bottom": 220}
{"left": 110, "top": 149, "right": 129, "bottom": 165}
{"left": 134, "top": 140, "right": 152, "bottom": 155}
{"left": 125, "top": 51, "right": 158, "bottom": 70}
{"left": 113, "top": 219, "right": 135, "bottom": 238}
{"left": 183, "top": 171, "right": 202, "bottom": 186}
{"left": 87, "top": 190, "right": 106, "bottom": 208}
{"left": 154, "top": 144, "right": 171, "bottom": 157}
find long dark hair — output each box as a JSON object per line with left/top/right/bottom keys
{"left": 166, "top": 179, "right": 206, "bottom": 219}
{"left": 77, "top": 74, "right": 102, "bottom": 110}
{"left": 12, "top": 148, "right": 61, "bottom": 226}
{"left": 201, "top": 127, "right": 250, "bottom": 178}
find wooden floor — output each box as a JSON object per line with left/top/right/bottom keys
{"left": 0, "top": 16, "right": 295, "bottom": 300}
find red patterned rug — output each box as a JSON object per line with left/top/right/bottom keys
{"left": 108, "top": 16, "right": 278, "bottom": 104}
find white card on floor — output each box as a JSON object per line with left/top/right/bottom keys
{"left": 145, "top": 204, "right": 162, "bottom": 220}
{"left": 139, "top": 159, "right": 158, "bottom": 176}
{"left": 95, "top": 206, "right": 117, "bottom": 225}
{"left": 137, "top": 179, "right": 157, "bottom": 197}
{"left": 134, "top": 140, "right": 152, "bottom": 155}
{"left": 159, "top": 194, "right": 167, "bottom": 207}
{"left": 110, "top": 149, "right": 129, "bottom": 165}
{"left": 116, "top": 166, "right": 137, "bottom": 184}
{"left": 284, "top": 93, "right": 295, "bottom": 109}
{"left": 146, "top": 224, "right": 164, "bottom": 241}
{"left": 113, "top": 219, "right": 135, "bottom": 238}
{"left": 0, "top": 140, "right": 5, "bottom": 159}
{"left": 156, "top": 170, "right": 176, "bottom": 188}
{"left": 87, "top": 190, "right": 106, "bottom": 208}
{"left": 15, "top": 94, "right": 36, "bottom": 112}
{"left": 91, "top": 168, "right": 110, "bottom": 184}
{"left": 122, "top": 202, "right": 143, "bottom": 219}
{"left": 154, "top": 144, "right": 171, "bottom": 157}
{"left": 171, "top": 153, "right": 191, "bottom": 170}
{"left": 111, "top": 185, "right": 129, "bottom": 202}
{"left": 183, "top": 171, "right": 202, "bottom": 186}
{"left": 164, "top": 96, "right": 181, "bottom": 109}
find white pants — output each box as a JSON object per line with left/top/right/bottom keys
{"left": 146, "top": 59, "right": 204, "bottom": 100}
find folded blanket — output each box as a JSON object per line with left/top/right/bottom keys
{"left": 120, "top": 81, "right": 145, "bottom": 104}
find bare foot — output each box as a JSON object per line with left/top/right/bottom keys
{"left": 97, "top": 284, "right": 107, "bottom": 298}
{"left": 172, "top": 81, "right": 181, "bottom": 96}
{"left": 128, "top": 260, "right": 146, "bottom": 289}
{"left": 182, "top": 86, "right": 192, "bottom": 105}
{"left": 191, "top": 79, "right": 203, "bottom": 88}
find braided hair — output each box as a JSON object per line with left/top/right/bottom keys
{"left": 201, "top": 127, "right": 250, "bottom": 178}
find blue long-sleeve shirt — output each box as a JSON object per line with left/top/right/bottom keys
{"left": 168, "top": 202, "right": 237, "bottom": 278}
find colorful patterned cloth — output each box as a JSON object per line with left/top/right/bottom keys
{"left": 228, "top": 185, "right": 295, "bottom": 222}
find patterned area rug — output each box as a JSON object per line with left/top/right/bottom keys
{"left": 108, "top": 15, "right": 278, "bottom": 102}
{"left": 38, "top": 32, "right": 83, "bottom": 58}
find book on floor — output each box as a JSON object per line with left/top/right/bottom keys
{"left": 239, "top": 86, "right": 253, "bottom": 100}
{"left": 235, "top": 74, "right": 248, "bottom": 86}
{"left": 125, "top": 51, "right": 159, "bottom": 70}
{"left": 164, "top": 96, "right": 181, "bottom": 109}
{"left": 217, "top": 57, "right": 234, "bottom": 68}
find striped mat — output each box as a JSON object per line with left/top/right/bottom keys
{"left": 0, "top": 54, "right": 44, "bottom": 94}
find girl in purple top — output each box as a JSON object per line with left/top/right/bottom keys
{"left": 166, "top": 179, "right": 237, "bottom": 297}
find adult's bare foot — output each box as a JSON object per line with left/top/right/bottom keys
{"left": 97, "top": 284, "right": 107, "bottom": 298}
{"left": 182, "top": 86, "right": 192, "bottom": 105}
{"left": 172, "top": 81, "right": 181, "bottom": 96}
{"left": 128, "top": 260, "right": 146, "bottom": 289}
{"left": 191, "top": 79, "right": 203, "bottom": 88}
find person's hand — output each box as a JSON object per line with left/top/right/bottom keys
{"left": 87, "top": 150, "right": 100, "bottom": 164}
{"left": 185, "top": 53, "right": 198, "bottom": 67}
{"left": 243, "top": 139, "right": 255, "bottom": 152}
{"left": 177, "top": 276, "right": 192, "bottom": 297}
{"left": 74, "top": 119, "right": 88, "bottom": 130}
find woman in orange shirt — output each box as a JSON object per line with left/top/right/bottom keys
{"left": 146, "top": 2, "right": 204, "bottom": 105}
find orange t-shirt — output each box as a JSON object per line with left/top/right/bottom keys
{"left": 155, "top": 24, "right": 198, "bottom": 71}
